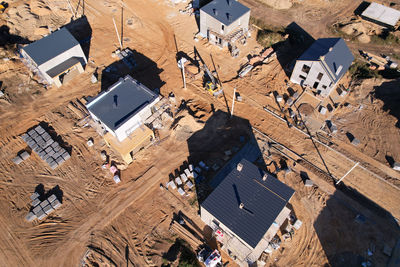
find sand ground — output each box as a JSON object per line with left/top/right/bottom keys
{"left": 0, "top": 0, "right": 399, "bottom": 266}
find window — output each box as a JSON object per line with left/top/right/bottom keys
{"left": 317, "top": 72, "right": 323, "bottom": 80}
{"left": 221, "top": 24, "right": 225, "bottom": 31}
{"left": 313, "top": 82, "right": 319, "bottom": 89}
{"left": 299, "top": 75, "right": 306, "bottom": 80}
{"left": 301, "top": 64, "right": 311, "bottom": 74}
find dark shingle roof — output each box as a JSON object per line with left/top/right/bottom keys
{"left": 201, "top": 159, "right": 295, "bottom": 248}
{"left": 86, "top": 75, "right": 158, "bottom": 131}
{"left": 22, "top": 28, "right": 80, "bottom": 66}
{"left": 298, "top": 38, "right": 354, "bottom": 83}
{"left": 201, "top": 0, "right": 250, "bottom": 26}
{"left": 46, "top": 57, "right": 81, "bottom": 78}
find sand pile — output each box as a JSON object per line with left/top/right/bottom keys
{"left": 5, "top": 1, "right": 71, "bottom": 40}
{"left": 261, "top": 0, "right": 293, "bottom": 9}
{"left": 339, "top": 21, "right": 383, "bottom": 43}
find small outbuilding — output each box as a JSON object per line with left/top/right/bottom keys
{"left": 200, "top": 159, "right": 295, "bottom": 266}
{"left": 20, "top": 27, "right": 87, "bottom": 87}
{"left": 200, "top": 0, "right": 250, "bottom": 47}
{"left": 86, "top": 75, "right": 160, "bottom": 164}
{"left": 361, "top": 2, "right": 400, "bottom": 29}
{"left": 290, "top": 38, "right": 354, "bottom": 97}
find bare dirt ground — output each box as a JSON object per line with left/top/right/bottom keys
{"left": 0, "top": 0, "right": 399, "bottom": 266}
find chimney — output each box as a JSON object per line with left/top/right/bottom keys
{"left": 239, "top": 203, "right": 244, "bottom": 209}
{"left": 262, "top": 173, "right": 268, "bottom": 181}
{"left": 237, "top": 163, "right": 243, "bottom": 172}
{"left": 213, "top": 8, "right": 218, "bottom": 16}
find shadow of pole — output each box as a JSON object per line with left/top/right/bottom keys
{"left": 294, "top": 103, "right": 334, "bottom": 180}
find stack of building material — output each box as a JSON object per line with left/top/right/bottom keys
{"left": 25, "top": 193, "right": 62, "bottom": 222}
{"left": 21, "top": 125, "right": 70, "bottom": 169}
{"left": 12, "top": 151, "right": 30, "bottom": 165}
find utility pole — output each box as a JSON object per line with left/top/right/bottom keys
{"left": 231, "top": 88, "right": 236, "bottom": 117}
{"left": 336, "top": 162, "right": 359, "bottom": 185}
{"left": 182, "top": 60, "right": 186, "bottom": 89}
{"left": 112, "top": 17, "right": 123, "bottom": 50}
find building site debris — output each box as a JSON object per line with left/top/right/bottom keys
{"left": 21, "top": 124, "right": 70, "bottom": 169}
{"left": 178, "top": 187, "right": 186, "bottom": 196}
{"left": 87, "top": 138, "right": 94, "bottom": 147}
{"left": 113, "top": 175, "right": 121, "bottom": 184}
{"left": 238, "top": 47, "right": 275, "bottom": 78}
{"left": 293, "top": 219, "right": 303, "bottom": 230}
{"left": 304, "top": 179, "right": 313, "bottom": 187}
{"left": 392, "top": 162, "right": 400, "bottom": 171}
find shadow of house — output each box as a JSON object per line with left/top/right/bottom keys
{"left": 372, "top": 79, "right": 400, "bottom": 128}
{"left": 0, "top": 25, "right": 30, "bottom": 47}
{"left": 354, "top": 1, "right": 371, "bottom": 16}
{"left": 314, "top": 188, "right": 400, "bottom": 267}
{"left": 185, "top": 109, "right": 266, "bottom": 205}
{"left": 64, "top": 15, "right": 92, "bottom": 64}
{"left": 275, "top": 22, "right": 315, "bottom": 78}
{"left": 101, "top": 48, "right": 165, "bottom": 92}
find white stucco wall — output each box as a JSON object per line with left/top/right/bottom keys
{"left": 200, "top": 9, "right": 250, "bottom": 43}
{"left": 113, "top": 96, "right": 159, "bottom": 142}
{"left": 290, "top": 60, "right": 335, "bottom": 96}
{"left": 37, "top": 44, "right": 87, "bottom": 83}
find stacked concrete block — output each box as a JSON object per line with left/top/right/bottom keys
{"left": 21, "top": 125, "right": 71, "bottom": 169}
{"left": 26, "top": 193, "right": 62, "bottom": 221}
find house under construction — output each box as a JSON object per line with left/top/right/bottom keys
{"left": 199, "top": 0, "right": 250, "bottom": 48}
{"left": 20, "top": 27, "right": 87, "bottom": 87}
{"left": 200, "top": 159, "right": 295, "bottom": 266}
{"left": 86, "top": 75, "right": 160, "bottom": 164}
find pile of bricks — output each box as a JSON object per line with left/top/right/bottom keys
{"left": 25, "top": 192, "right": 62, "bottom": 221}
{"left": 21, "top": 125, "right": 71, "bottom": 169}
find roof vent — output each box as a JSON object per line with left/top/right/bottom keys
{"left": 237, "top": 163, "right": 243, "bottom": 172}
{"left": 227, "top": 13, "right": 231, "bottom": 22}
{"left": 113, "top": 95, "right": 118, "bottom": 109}
{"left": 213, "top": 8, "right": 218, "bottom": 16}
{"left": 329, "top": 47, "right": 333, "bottom": 52}
{"left": 262, "top": 173, "right": 268, "bottom": 181}
{"left": 239, "top": 203, "right": 244, "bottom": 209}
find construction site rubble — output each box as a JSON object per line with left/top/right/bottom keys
{"left": 20, "top": 124, "right": 70, "bottom": 169}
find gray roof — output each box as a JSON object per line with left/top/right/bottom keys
{"left": 46, "top": 57, "right": 81, "bottom": 78}
{"left": 22, "top": 28, "right": 80, "bottom": 66}
{"left": 201, "top": 0, "right": 250, "bottom": 26}
{"left": 298, "top": 38, "right": 354, "bottom": 83}
{"left": 201, "top": 159, "right": 295, "bottom": 248}
{"left": 361, "top": 2, "right": 400, "bottom": 27}
{"left": 86, "top": 75, "right": 158, "bottom": 131}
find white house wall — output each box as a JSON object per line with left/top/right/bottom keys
{"left": 114, "top": 97, "right": 160, "bottom": 142}
{"left": 225, "top": 10, "right": 250, "bottom": 35}
{"left": 37, "top": 45, "right": 87, "bottom": 83}
{"left": 290, "top": 60, "right": 335, "bottom": 96}
{"left": 200, "top": 206, "right": 254, "bottom": 262}
{"left": 201, "top": 11, "right": 249, "bottom": 36}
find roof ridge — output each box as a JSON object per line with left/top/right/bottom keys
{"left": 253, "top": 178, "right": 286, "bottom": 202}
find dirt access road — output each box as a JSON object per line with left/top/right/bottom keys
{"left": 0, "top": 0, "right": 399, "bottom": 266}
